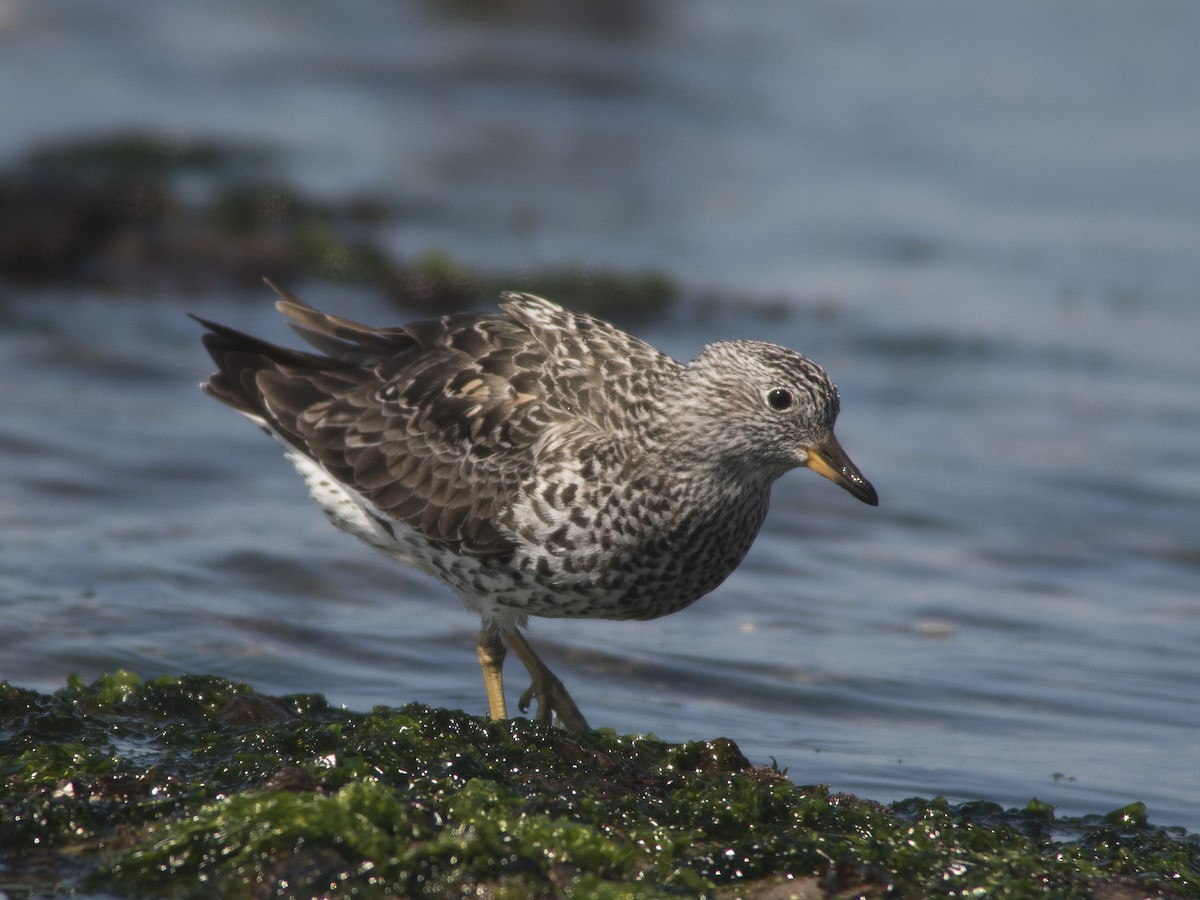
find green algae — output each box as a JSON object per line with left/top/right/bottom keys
{"left": 391, "top": 249, "right": 677, "bottom": 319}
{"left": 25, "top": 130, "right": 278, "bottom": 180}
{"left": 1, "top": 673, "right": 1196, "bottom": 898}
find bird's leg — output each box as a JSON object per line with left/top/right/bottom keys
{"left": 504, "top": 630, "right": 591, "bottom": 732}
{"left": 475, "top": 630, "right": 508, "bottom": 721}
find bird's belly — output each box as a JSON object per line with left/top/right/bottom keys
{"left": 285, "top": 448, "right": 439, "bottom": 568}
{"left": 283, "top": 446, "right": 766, "bottom": 627}
{"left": 491, "top": 523, "right": 761, "bottom": 622}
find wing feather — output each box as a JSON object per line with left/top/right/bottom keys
{"left": 198, "top": 289, "right": 682, "bottom": 558}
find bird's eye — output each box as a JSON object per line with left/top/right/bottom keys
{"left": 766, "top": 388, "right": 793, "bottom": 411}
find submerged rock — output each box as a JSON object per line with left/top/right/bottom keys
{"left": 0, "top": 130, "right": 677, "bottom": 320}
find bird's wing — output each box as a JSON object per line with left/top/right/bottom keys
{"left": 200, "top": 290, "right": 679, "bottom": 557}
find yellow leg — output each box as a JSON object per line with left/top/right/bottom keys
{"left": 505, "top": 630, "right": 591, "bottom": 732}
{"left": 475, "top": 631, "right": 508, "bottom": 721}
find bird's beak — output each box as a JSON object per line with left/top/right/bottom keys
{"left": 804, "top": 433, "right": 879, "bottom": 506}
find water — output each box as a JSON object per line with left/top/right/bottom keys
{"left": 2, "top": 0, "right": 1198, "bottom": 831}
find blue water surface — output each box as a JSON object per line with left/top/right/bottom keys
{"left": 1, "top": 0, "right": 1197, "bottom": 830}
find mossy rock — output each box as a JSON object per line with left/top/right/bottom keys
{"left": 1, "top": 672, "right": 1195, "bottom": 897}
{"left": 0, "top": 130, "right": 679, "bottom": 316}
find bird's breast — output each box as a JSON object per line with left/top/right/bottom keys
{"left": 499, "top": 472, "right": 773, "bottom": 621}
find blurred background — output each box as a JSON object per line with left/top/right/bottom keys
{"left": 1, "top": 1, "right": 1197, "bottom": 829}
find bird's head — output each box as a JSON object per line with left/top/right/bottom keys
{"left": 675, "top": 340, "right": 878, "bottom": 506}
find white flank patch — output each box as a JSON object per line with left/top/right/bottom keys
{"left": 238, "top": 411, "right": 520, "bottom": 627}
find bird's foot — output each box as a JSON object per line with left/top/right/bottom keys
{"left": 505, "top": 629, "right": 591, "bottom": 732}
{"left": 517, "top": 670, "right": 590, "bottom": 732}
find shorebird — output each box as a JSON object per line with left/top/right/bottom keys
{"left": 195, "top": 282, "right": 877, "bottom": 731}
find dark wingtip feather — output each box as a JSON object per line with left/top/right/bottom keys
{"left": 191, "top": 312, "right": 323, "bottom": 417}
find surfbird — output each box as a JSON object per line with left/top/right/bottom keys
{"left": 195, "top": 281, "right": 878, "bottom": 731}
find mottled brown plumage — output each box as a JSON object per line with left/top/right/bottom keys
{"left": 195, "top": 281, "right": 877, "bottom": 730}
